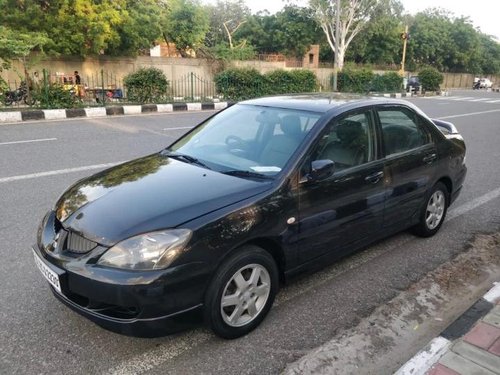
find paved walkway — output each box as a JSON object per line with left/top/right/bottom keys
{"left": 429, "top": 303, "right": 500, "bottom": 375}
{"left": 397, "top": 283, "right": 500, "bottom": 375}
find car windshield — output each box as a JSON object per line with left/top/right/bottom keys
{"left": 167, "top": 104, "right": 322, "bottom": 177}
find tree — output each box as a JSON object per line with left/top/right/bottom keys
{"left": 162, "top": 0, "right": 209, "bottom": 57}
{"left": 273, "top": 6, "right": 321, "bottom": 58}
{"left": 205, "top": 0, "right": 251, "bottom": 49}
{"left": 0, "top": 0, "right": 129, "bottom": 56}
{"left": 445, "top": 17, "right": 481, "bottom": 73}
{"left": 346, "top": 0, "right": 403, "bottom": 65}
{"left": 403, "top": 9, "right": 500, "bottom": 74}
{"left": 0, "top": 25, "right": 50, "bottom": 89}
{"left": 237, "top": 6, "right": 321, "bottom": 58}
{"left": 477, "top": 34, "right": 500, "bottom": 75}
{"left": 406, "top": 9, "right": 453, "bottom": 71}
{"left": 236, "top": 12, "right": 277, "bottom": 54}
{"left": 309, "top": 0, "right": 377, "bottom": 69}
{"left": 110, "top": 0, "right": 164, "bottom": 56}
{"left": 49, "top": 0, "right": 128, "bottom": 56}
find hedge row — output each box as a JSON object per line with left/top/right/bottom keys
{"left": 215, "top": 68, "right": 318, "bottom": 101}
{"left": 336, "top": 68, "right": 404, "bottom": 93}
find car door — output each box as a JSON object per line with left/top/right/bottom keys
{"left": 294, "top": 109, "right": 386, "bottom": 264}
{"left": 375, "top": 105, "right": 437, "bottom": 228}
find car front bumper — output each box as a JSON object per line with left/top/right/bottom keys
{"left": 32, "top": 244, "right": 209, "bottom": 337}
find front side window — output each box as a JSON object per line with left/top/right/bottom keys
{"left": 378, "top": 107, "right": 431, "bottom": 156}
{"left": 168, "top": 104, "right": 322, "bottom": 176}
{"left": 315, "top": 111, "right": 374, "bottom": 171}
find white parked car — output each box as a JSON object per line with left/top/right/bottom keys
{"left": 479, "top": 78, "right": 493, "bottom": 88}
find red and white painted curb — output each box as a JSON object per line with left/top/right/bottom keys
{"left": 0, "top": 102, "right": 230, "bottom": 123}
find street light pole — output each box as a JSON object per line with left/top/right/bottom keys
{"left": 400, "top": 25, "right": 409, "bottom": 76}
{"left": 333, "top": 0, "right": 341, "bottom": 91}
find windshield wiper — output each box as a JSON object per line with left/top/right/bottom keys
{"left": 162, "top": 151, "right": 212, "bottom": 170}
{"left": 222, "top": 170, "right": 273, "bottom": 180}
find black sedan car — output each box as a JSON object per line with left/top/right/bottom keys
{"left": 33, "top": 94, "right": 466, "bottom": 339}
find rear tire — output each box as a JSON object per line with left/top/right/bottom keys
{"left": 24, "top": 95, "right": 36, "bottom": 106}
{"left": 204, "top": 245, "right": 278, "bottom": 339}
{"left": 412, "top": 182, "right": 449, "bottom": 237}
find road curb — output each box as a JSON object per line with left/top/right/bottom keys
{"left": 371, "top": 92, "right": 412, "bottom": 98}
{"left": 395, "top": 282, "right": 500, "bottom": 375}
{"left": 0, "top": 102, "right": 231, "bottom": 124}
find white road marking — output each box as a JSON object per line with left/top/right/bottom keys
{"left": 437, "top": 109, "right": 500, "bottom": 119}
{"left": 0, "top": 137, "right": 57, "bottom": 146}
{"left": 449, "top": 97, "right": 474, "bottom": 101}
{"left": 0, "top": 162, "right": 121, "bottom": 183}
{"left": 447, "top": 186, "right": 500, "bottom": 221}
{"left": 483, "top": 282, "right": 500, "bottom": 304}
{"left": 163, "top": 126, "right": 195, "bottom": 130}
{"left": 468, "top": 98, "right": 491, "bottom": 102}
{"left": 394, "top": 337, "right": 451, "bottom": 375}
{"left": 107, "top": 331, "right": 211, "bottom": 375}
{"left": 486, "top": 99, "right": 500, "bottom": 103}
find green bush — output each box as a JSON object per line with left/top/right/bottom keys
{"left": 35, "top": 84, "right": 78, "bottom": 109}
{"left": 215, "top": 68, "right": 318, "bottom": 100}
{"left": 124, "top": 67, "right": 169, "bottom": 103}
{"left": 265, "top": 69, "right": 317, "bottom": 95}
{"left": 288, "top": 70, "right": 318, "bottom": 92}
{"left": 370, "top": 72, "right": 403, "bottom": 92}
{"left": 418, "top": 67, "right": 443, "bottom": 91}
{"left": 337, "top": 68, "right": 374, "bottom": 93}
{"left": 215, "top": 68, "right": 267, "bottom": 101}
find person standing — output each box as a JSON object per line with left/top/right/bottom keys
{"left": 74, "top": 71, "right": 81, "bottom": 84}
{"left": 74, "top": 70, "right": 85, "bottom": 98}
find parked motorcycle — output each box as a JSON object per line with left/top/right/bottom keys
{"left": 3, "top": 82, "right": 36, "bottom": 106}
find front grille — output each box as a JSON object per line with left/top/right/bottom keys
{"left": 65, "top": 231, "right": 98, "bottom": 254}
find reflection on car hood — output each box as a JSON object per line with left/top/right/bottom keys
{"left": 55, "top": 153, "right": 272, "bottom": 246}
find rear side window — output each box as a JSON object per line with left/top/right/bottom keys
{"left": 378, "top": 107, "right": 431, "bottom": 156}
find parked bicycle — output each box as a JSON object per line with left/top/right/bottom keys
{"left": 3, "top": 81, "right": 36, "bottom": 106}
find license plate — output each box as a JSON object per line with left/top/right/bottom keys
{"left": 33, "top": 250, "right": 61, "bottom": 293}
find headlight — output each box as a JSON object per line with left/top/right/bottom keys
{"left": 97, "top": 229, "right": 192, "bottom": 270}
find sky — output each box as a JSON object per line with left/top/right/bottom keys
{"left": 229, "top": 0, "right": 500, "bottom": 41}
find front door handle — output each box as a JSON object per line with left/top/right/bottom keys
{"left": 365, "top": 171, "right": 384, "bottom": 184}
{"left": 423, "top": 153, "right": 437, "bottom": 164}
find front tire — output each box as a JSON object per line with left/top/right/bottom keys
{"left": 412, "top": 182, "right": 449, "bottom": 237}
{"left": 204, "top": 245, "right": 279, "bottom": 339}
{"left": 24, "top": 95, "right": 36, "bottom": 106}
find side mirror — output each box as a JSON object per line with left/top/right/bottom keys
{"left": 308, "top": 159, "right": 335, "bottom": 182}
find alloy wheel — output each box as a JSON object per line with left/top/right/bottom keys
{"left": 220, "top": 264, "right": 271, "bottom": 327}
{"left": 425, "top": 190, "right": 445, "bottom": 230}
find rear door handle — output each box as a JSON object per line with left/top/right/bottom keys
{"left": 423, "top": 153, "right": 437, "bottom": 164}
{"left": 365, "top": 171, "right": 384, "bottom": 184}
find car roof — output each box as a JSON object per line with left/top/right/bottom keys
{"left": 239, "top": 94, "right": 406, "bottom": 113}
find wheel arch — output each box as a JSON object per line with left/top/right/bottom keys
{"left": 246, "top": 238, "right": 286, "bottom": 284}
{"left": 437, "top": 176, "right": 453, "bottom": 197}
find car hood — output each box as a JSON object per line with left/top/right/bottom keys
{"left": 55, "top": 153, "right": 273, "bottom": 246}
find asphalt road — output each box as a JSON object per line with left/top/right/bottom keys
{"left": 1, "top": 90, "right": 500, "bottom": 374}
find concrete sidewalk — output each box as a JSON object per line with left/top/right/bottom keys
{"left": 396, "top": 283, "right": 500, "bottom": 375}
